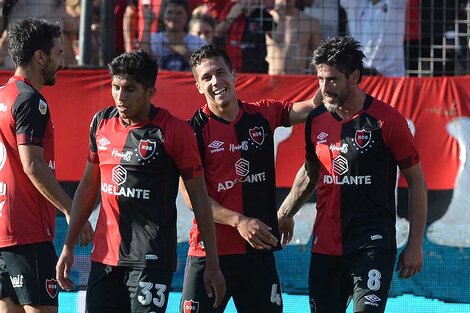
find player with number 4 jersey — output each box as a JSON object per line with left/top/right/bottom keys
{"left": 180, "top": 44, "right": 319, "bottom": 313}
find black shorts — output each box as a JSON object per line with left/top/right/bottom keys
{"left": 86, "top": 261, "right": 173, "bottom": 313}
{"left": 181, "top": 252, "right": 282, "bottom": 313}
{"left": 309, "top": 248, "right": 395, "bottom": 313}
{"left": 0, "top": 241, "right": 59, "bottom": 306}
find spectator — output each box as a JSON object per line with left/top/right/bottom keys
{"left": 65, "top": 0, "right": 127, "bottom": 65}
{"left": 341, "top": 0, "right": 407, "bottom": 77}
{"left": 295, "top": 0, "right": 314, "bottom": 10}
{"left": 189, "top": 13, "right": 216, "bottom": 44}
{"left": 215, "top": 0, "right": 275, "bottom": 73}
{"left": 3, "top": 0, "right": 76, "bottom": 68}
{"left": 123, "top": 0, "right": 163, "bottom": 51}
{"left": 404, "top": 0, "right": 420, "bottom": 76}
{"left": 147, "top": 0, "right": 207, "bottom": 71}
{"left": 266, "top": 0, "right": 322, "bottom": 75}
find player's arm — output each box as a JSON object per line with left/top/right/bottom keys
{"left": 179, "top": 181, "right": 278, "bottom": 250}
{"left": 288, "top": 89, "right": 323, "bottom": 124}
{"left": 396, "top": 163, "right": 427, "bottom": 278}
{"left": 277, "top": 159, "right": 319, "bottom": 245}
{"left": 56, "top": 160, "right": 100, "bottom": 291}
{"left": 18, "top": 144, "right": 94, "bottom": 246}
{"left": 18, "top": 144, "right": 73, "bottom": 218}
{"left": 183, "top": 175, "right": 226, "bottom": 308}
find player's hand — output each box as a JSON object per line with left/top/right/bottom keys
{"left": 236, "top": 217, "right": 278, "bottom": 249}
{"left": 203, "top": 267, "right": 226, "bottom": 308}
{"left": 56, "top": 247, "right": 75, "bottom": 291}
{"left": 77, "top": 221, "right": 94, "bottom": 247}
{"left": 277, "top": 214, "right": 295, "bottom": 246}
{"left": 396, "top": 243, "right": 423, "bottom": 278}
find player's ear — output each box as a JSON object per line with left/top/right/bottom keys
{"left": 146, "top": 86, "right": 156, "bottom": 98}
{"left": 33, "top": 50, "right": 46, "bottom": 66}
{"left": 350, "top": 69, "right": 360, "bottom": 84}
{"left": 232, "top": 69, "right": 237, "bottom": 81}
{"left": 195, "top": 82, "right": 204, "bottom": 94}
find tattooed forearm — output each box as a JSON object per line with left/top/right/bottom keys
{"left": 279, "top": 161, "right": 319, "bottom": 218}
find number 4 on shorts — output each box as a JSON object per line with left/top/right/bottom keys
{"left": 270, "top": 284, "right": 282, "bottom": 306}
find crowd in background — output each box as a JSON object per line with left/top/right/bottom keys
{"left": 0, "top": 0, "right": 468, "bottom": 76}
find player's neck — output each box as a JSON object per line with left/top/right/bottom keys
{"left": 209, "top": 100, "right": 239, "bottom": 122}
{"left": 337, "top": 89, "right": 366, "bottom": 119}
{"left": 14, "top": 67, "right": 43, "bottom": 91}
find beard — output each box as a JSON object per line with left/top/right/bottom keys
{"left": 323, "top": 100, "right": 340, "bottom": 112}
{"left": 41, "top": 60, "right": 58, "bottom": 86}
{"left": 322, "top": 87, "right": 350, "bottom": 113}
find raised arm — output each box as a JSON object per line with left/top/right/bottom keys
{"left": 289, "top": 89, "right": 323, "bottom": 124}
{"left": 183, "top": 175, "right": 226, "bottom": 308}
{"left": 396, "top": 163, "right": 427, "bottom": 278}
{"left": 277, "top": 159, "right": 319, "bottom": 245}
{"left": 56, "top": 161, "right": 100, "bottom": 291}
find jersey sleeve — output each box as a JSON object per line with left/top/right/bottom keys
{"left": 255, "top": 99, "right": 294, "bottom": 130}
{"left": 165, "top": 117, "right": 204, "bottom": 180}
{"left": 304, "top": 113, "right": 316, "bottom": 162}
{"left": 382, "top": 110, "right": 420, "bottom": 170}
{"left": 12, "top": 92, "right": 49, "bottom": 147}
{"left": 88, "top": 112, "right": 100, "bottom": 164}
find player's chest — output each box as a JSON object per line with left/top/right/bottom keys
{"left": 96, "top": 125, "right": 167, "bottom": 167}
{"left": 312, "top": 117, "right": 387, "bottom": 164}
{"left": 201, "top": 117, "right": 273, "bottom": 162}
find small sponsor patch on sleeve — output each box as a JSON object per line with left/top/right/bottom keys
{"left": 38, "top": 99, "right": 48, "bottom": 115}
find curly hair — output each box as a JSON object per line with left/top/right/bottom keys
{"left": 312, "top": 36, "right": 366, "bottom": 82}
{"left": 8, "top": 18, "right": 61, "bottom": 67}
{"left": 108, "top": 49, "right": 159, "bottom": 89}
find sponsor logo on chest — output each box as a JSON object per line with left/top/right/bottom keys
{"left": 322, "top": 155, "right": 372, "bottom": 185}
{"left": 101, "top": 165, "right": 151, "bottom": 199}
{"left": 217, "top": 158, "right": 266, "bottom": 192}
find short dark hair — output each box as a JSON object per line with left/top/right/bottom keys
{"left": 189, "top": 13, "right": 216, "bottom": 30}
{"left": 312, "top": 36, "right": 366, "bottom": 82}
{"left": 8, "top": 18, "right": 61, "bottom": 67}
{"left": 189, "top": 44, "right": 232, "bottom": 74}
{"left": 108, "top": 49, "right": 158, "bottom": 89}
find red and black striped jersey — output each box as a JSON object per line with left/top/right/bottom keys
{"left": 187, "top": 99, "right": 293, "bottom": 256}
{"left": 306, "top": 95, "right": 419, "bottom": 255}
{"left": 89, "top": 105, "right": 203, "bottom": 270}
{"left": 0, "top": 76, "right": 56, "bottom": 247}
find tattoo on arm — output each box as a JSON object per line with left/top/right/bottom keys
{"left": 279, "top": 160, "right": 319, "bottom": 218}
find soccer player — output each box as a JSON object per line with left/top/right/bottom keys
{"left": 55, "top": 49, "right": 225, "bottom": 313}
{"left": 180, "top": 44, "right": 318, "bottom": 313}
{"left": 277, "top": 36, "right": 428, "bottom": 313}
{"left": 0, "top": 18, "right": 93, "bottom": 313}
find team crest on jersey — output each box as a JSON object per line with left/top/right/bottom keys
{"left": 45, "top": 278, "right": 58, "bottom": 298}
{"left": 183, "top": 300, "right": 199, "bottom": 313}
{"left": 354, "top": 129, "right": 371, "bottom": 148}
{"left": 249, "top": 126, "right": 265, "bottom": 145}
{"left": 138, "top": 139, "right": 156, "bottom": 160}
{"left": 38, "top": 99, "right": 48, "bottom": 115}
